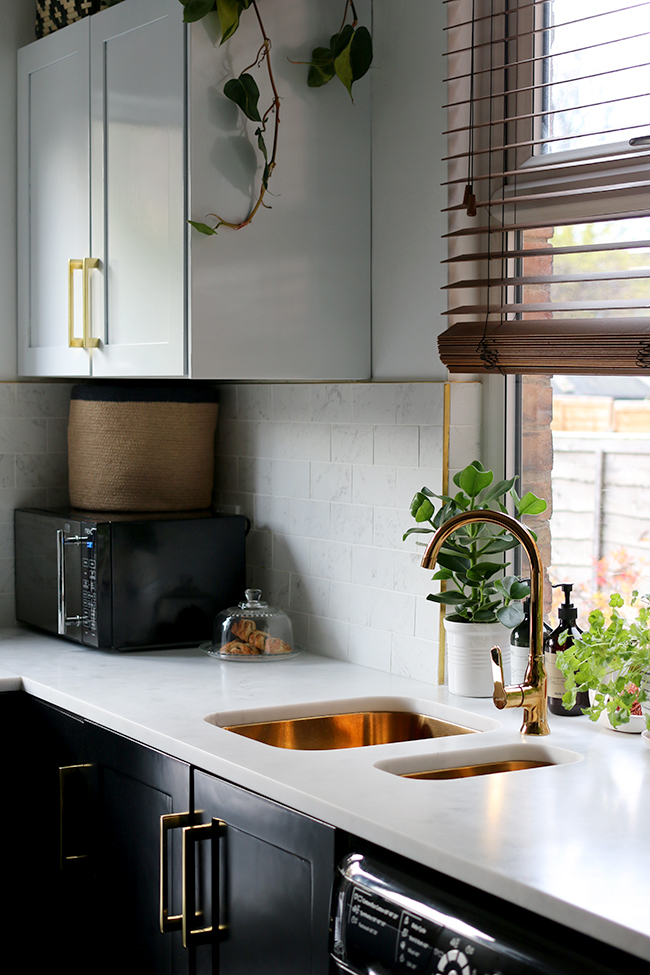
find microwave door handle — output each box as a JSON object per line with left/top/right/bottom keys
{"left": 57, "top": 530, "right": 84, "bottom": 634}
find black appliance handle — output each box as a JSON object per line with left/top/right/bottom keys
{"left": 56, "top": 529, "right": 84, "bottom": 634}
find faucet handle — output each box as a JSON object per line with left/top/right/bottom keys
{"left": 490, "top": 646, "right": 508, "bottom": 709}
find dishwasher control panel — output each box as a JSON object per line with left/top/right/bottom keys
{"left": 330, "top": 854, "right": 617, "bottom": 975}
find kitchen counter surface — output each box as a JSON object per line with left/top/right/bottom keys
{"left": 2, "top": 628, "right": 649, "bottom": 963}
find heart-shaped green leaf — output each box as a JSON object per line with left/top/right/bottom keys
{"left": 224, "top": 73, "right": 261, "bottom": 121}
{"left": 349, "top": 26, "right": 373, "bottom": 81}
{"left": 216, "top": 0, "right": 243, "bottom": 42}
{"left": 458, "top": 463, "right": 493, "bottom": 498}
{"left": 189, "top": 220, "right": 218, "bottom": 235}
{"left": 181, "top": 0, "right": 216, "bottom": 23}
{"left": 307, "top": 46, "right": 336, "bottom": 88}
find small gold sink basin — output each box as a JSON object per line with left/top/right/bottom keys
{"left": 403, "top": 759, "right": 552, "bottom": 780}
{"left": 224, "top": 710, "right": 477, "bottom": 750}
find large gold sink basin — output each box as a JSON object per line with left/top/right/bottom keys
{"left": 206, "top": 696, "right": 499, "bottom": 750}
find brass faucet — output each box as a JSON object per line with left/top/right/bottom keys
{"left": 421, "top": 509, "right": 550, "bottom": 736}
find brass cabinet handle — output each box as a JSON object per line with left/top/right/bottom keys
{"left": 68, "top": 259, "right": 84, "bottom": 348}
{"left": 82, "top": 257, "right": 100, "bottom": 349}
{"left": 182, "top": 818, "right": 228, "bottom": 949}
{"left": 59, "top": 764, "right": 93, "bottom": 868}
{"left": 68, "top": 257, "right": 99, "bottom": 349}
{"left": 160, "top": 811, "right": 193, "bottom": 933}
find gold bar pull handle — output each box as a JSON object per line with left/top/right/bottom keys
{"left": 59, "top": 763, "right": 93, "bottom": 868}
{"left": 68, "top": 259, "right": 84, "bottom": 348}
{"left": 82, "top": 257, "right": 100, "bottom": 349}
{"left": 182, "top": 818, "right": 228, "bottom": 949}
{"left": 160, "top": 811, "right": 193, "bottom": 933}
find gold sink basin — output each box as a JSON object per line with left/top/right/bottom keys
{"left": 375, "top": 743, "right": 583, "bottom": 779}
{"left": 403, "top": 758, "right": 552, "bottom": 780}
{"left": 223, "top": 710, "right": 478, "bottom": 750}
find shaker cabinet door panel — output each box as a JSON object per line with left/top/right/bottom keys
{"left": 17, "top": 20, "right": 92, "bottom": 377}
{"left": 193, "top": 769, "right": 335, "bottom": 975}
{"left": 89, "top": 0, "right": 187, "bottom": 377}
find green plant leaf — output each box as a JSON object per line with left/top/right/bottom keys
{"left": 465, "top": 562, "right": 505, "bottom": 582}
{"left": 436, "top": 553, "right": 470, "bottom": 574}
{"left": 497, "top": 603, "right": 525, "bottom": 628}
{"left": 307, "top": 46, "right": 336, "bottom": 88}
{"left": 224, "top": 73, "right": 262, "bottom": 121}
{"left": 427, "top": 591, "right": 472, "bottom": 605}
{"left": 458, "top": 463, "right": 493, "bottom": 498}
{"left": 402, "top": 527, "right": 434, "bottom": 540}
{"left": 181, "top": 0, "right": 216, "bottom": 24}
{"left": 216, "top": 0, "right": 244, "bottom": 42}
{"left": 431, "top": 568, "right": 454, "bottom": 580}
{"left": 411, "top": 494, "right": 435, "bottom": 523}
{"left": 481, "top": 476, "right": 517, "bottom": 504}
{"left": 331, "top": 24, "right": 354, "bottom": 58}
{"left": 349, "top": 25, "right": 373, "bottom": 81}
{"left": 516, "top": 491, "right": 548, "bottom": 516}
{"left": 189, "top": 220, "right": 218, "bottom": 235}
{"left": 479, "top": 536, "right": 519, "bottom": 554}
{"left": 472, "top": 609, "right": 499, "bottom": 623}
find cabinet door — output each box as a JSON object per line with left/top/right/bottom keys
{"left": 87, "top": 721, "right": 191, "bottom": 975}
{"left": 192, "top": 770, "right": 335, "bottom": 975}
{"left": 89, "top": 0, "right": 187, "bottom": 377}
{"left": 17, "top": 20, "right": 92, "bottom": 377}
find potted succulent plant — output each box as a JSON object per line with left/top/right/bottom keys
{"left": 557, "top": 591, "right": 650, "bottom": 732}
{"left": 403, "top": 460, "right": 547, "bottom": 696}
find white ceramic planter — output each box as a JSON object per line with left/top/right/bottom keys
{"left": 444, "top": 618, "right": 510, "bottom": 697}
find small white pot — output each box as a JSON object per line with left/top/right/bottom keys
{"left": 444, "top": 618, "right": 510, "bottom": 697}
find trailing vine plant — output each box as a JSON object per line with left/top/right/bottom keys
{"left": 179, "top": 0, "right": 372, "bottom": 235}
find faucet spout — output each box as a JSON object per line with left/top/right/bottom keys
{"left": 421, "top": 509, "right": 549, "bottom": 736}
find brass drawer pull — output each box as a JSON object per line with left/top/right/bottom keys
{"left": 68, "top": 257, "right": 99, "bottom": 349}
{"left": 159, "top": 811, "right": 193, "bottom": 933}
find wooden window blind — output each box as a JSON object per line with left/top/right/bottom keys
{"left": 440, "top": 0, "right": 650, "bottom": 375}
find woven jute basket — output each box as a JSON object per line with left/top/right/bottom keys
{"left": 68, "top": 386, "right": 219, "bottom": 512}
{"left": 36, "top": 1, "right": 122, "bottom": 39}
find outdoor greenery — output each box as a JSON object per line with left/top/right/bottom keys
{"left": 403, "top": 460, "right": 547, "bottom": 628}
{"left": 557, "top": 591, "right": 650, "bottom": 729}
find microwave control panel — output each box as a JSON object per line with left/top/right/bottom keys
{"left": 80, "top": 526, "right": 98, "bottom": 647}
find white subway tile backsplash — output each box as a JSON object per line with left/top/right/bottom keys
{"left": 273, "top": 533, "right": 312, "bottom": 574}
{"left": 290, "top": 574, "right": 331, "bottom": 617}
{"left": 16, "top": 453, "right": 68, "bottom": 489}
{"left": 0, "top": 385, "right": 16, "bottom": 419}
{"left": 310, "top": 539, "right": 352, "bottom": 582}
{"left": 238, "top": 457, "right": 273, "bottom": 495}
{"left": 270, "top": 459, "right": 310, "bottom": 499}
{"left": 352, "top": 545, "right": 394, "bottom": 590}
{"left": 391, "top": 633, "right": 439, "bottom": 683}
{"left": 394, "top": 550, "right": 432, "bottom": 596}
{"left": 251, "top": 566, "right": 291, "bottom": 606}
{"left": 330, "top": 502, "right": 374, "bottom": 545}
{"left": 290, "top": 499, "right": 330, "bottom": 539}
{"left": 348, "top": 624, "right": 392, "bottom": 671}
{"left": 419, "top": 426, "right": 444, "bottom": 469}
{"left": 396, "top": 467, "right": 441, "bottom": 508}
{"left": 308, "top": 615, "right": 349, "bottom": 660}
{"left": 46, "top": 418, "right": 69, "bottom": 454}
{"left": 450, "top": 381, "right": 482, "bottom": 426}
{"left": 311, "top": 384, "right": 353, "bottom": 423}
{"left": 0, "top": 488, "right": 48, "bottom": 522}
{"left": 352, "top": 384, "right": 396, "bottom": 424}
{"left": 396, "top": 384, "right": 444, "bottom": 426}
{"left": 373, "top": 424, "right": 419, "bottom": 467}
{"left": 352, "top": 465, "right": 396, "bottom": 507}
{"left": 329, "top": 581, "right": 371, "bottom": 626}
{"left": 0, "top": 558, "right": 14, "bottom": 594}
{"left": 237, "top": 384, "right": 272, "bottom": 421}
{"left": 0, "top": 419, "right": 47, "bottom": 454}
{"left": 310, "top": 462, "right": 352, "bottom": 503}
{"left": 449, "top": 426, "right": 481, "bottom": 470}
{"left": 369, "top": 587, "right": 416, "bottom": 636}
{"left": 16, "top": 382, "right": 72, "bottom": 418}
{"left": 246, "top": 529, "right": 273, "bottom": 568}
{"left": 373, "top": 506, "right": 411, "bottom": 551}
{"left": 272, "top": 384, "right": 312, "bottom": 421}
{"left": 0, "top": 456, "right": 14, "bottom": 489}
{"left": 216, "top": 383, "right": 237, "bottom": 420}
{"left": 331, "top": 424, "right": 373, "bottom": 464}
{"left": 254, "top": 495, "right": 291, "bottom": 533}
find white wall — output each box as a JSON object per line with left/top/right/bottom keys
{"left": 0, "top": 0, "right": 35, "bottom": 380}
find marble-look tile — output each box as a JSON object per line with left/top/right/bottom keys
{"left": 308, "top": 615, "right": 349, "bottom": 660}
{"left": 46, "top": 418, "right": 69, "bottom": 454}
{"left": 311, "top": 384, "right": 353, "bottom": 423}
{"left": 0, "top": 419, "right": 47, "bottom": 454}
{"left": 289, "top": 574, "right": 330, "bottom": 617}
{"left": 391, "top": 633, "right": 439, "bottom": 685}
{"left": 449, "top": 425, "right": 481, "bottom": 470}
{"left": 254, "top": 495, "right": 291, "bottom": 533}
{"left": 310, "top": 463, "right": 351, "bottom": 503}
{"left": 0, "top": 489, "right": 48, "bottom": 522}
{"left": 352, "top": 465, "right": 396, "bottom": 507}
{"left": 396, "top": 383, "right": 445, "bottom": 426}
{"left": 394, "top": 551, "right": 434, "bottom": 596}
{"left": 246, "top": 529, "right": 273, "bottom": 568}
{"left": 368, "top": 587, "right": 416, "bottom": 636}
{"left": 272, "top": 385, "right": 312, "bottom": 421}
{"left": 419, "top": 426, "right": 443, "bottom": 469}
{"left": 396, "top": 467, "right": 441, "bottom": 509}
{"left": 237, "top": 385, "right": 272, "bottom": 421}
{"left": 269, "top": 459, "right": 310, "bottom": 499}
{"left": 273, "top": 534, "right": 312, "bottom": 574}
{"left": 290, "top": 499, "right": 330, "bottom": 539}
{"left": 450, "top": 381, "right": 482, "bottom": 426}
{"left": 0, "top": 456, "right": 15, "bottom": 489}
{"left": 352, "top": 384, "right": 396, "bottom": 424}
{"left": 348, "top": 624, "right": 392, "bottom": 672}
{"left": 258, "top": 421, "right": 330, "bottom": 463}
{"left": 16, "top": 453, "right": 68, "bottom": 489}
{"left": 373, "top": 506, "right": 412, "bottom": 551}
{"left": 310, "top": 539, "right": 352, "bottom": 582}
{"left": 0, "top": 558, "right": 14, "bottom": 594}
{"left": 288, "top": 610, "right": 309, "bottom": 651}
{"left": 414, "top": 595, "right": 441, "bottom": 641}
{"left": 374, "top": 425, "right": 419, "bottom": 467}
{"left": 329, "top": 581, "right": 371, "bottom": 626}
{"left": 330, "top": 503, "right": 373, "bottom": 546}
{"left": 351, "top": 545, "right": 394, "bottom": 590}
{"left": 214, "top": 419, "right": 254, "bottom": 457}
{"left": 331, "top": 424, "right": 373, "bottom": 465}
{"left": 16, "top": 382, "right": 72, "bottom": 418}
{"left": 0, "top": 523, "right": 13, "bottom": 559}
{"left": 250, "top": 566, "right": 291, "bottom": 609}
{"left": 237, "top": 457, "right": 273, "bottom": 495}
{"left": 0, "top": 385, "right": 16, "bottom": 418}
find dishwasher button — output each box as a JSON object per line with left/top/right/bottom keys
{"left": 437, "top": 949, "right": 470, "bottom": 975}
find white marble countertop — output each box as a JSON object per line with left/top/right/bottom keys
{"left": 1, "top": 628, "right": 649, "bottom": 963}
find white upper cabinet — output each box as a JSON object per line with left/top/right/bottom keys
{"left": 17, "top": 0, "right": 371, "bottom": 380}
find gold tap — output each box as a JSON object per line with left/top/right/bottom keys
{"left": 420, "top": 509, "right": 550, "bottom": 736}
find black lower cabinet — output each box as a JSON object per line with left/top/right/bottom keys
{"left": 191, "top": 770, "right": 336, "bottom": 975}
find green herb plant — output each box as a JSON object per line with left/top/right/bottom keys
{"left": 403, "top": 460, "right": 547, "bottom": 628}
{"left": 179, "top": 0, "right": 372, "bottom": 235}
{"left": 557, "top": 591, "right": 650, "bottom": 730}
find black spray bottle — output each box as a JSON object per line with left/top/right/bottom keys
{"left": 545, "top": 583, "right": 589, "bottom": 716}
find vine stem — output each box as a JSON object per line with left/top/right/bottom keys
{"left": 206, "top": 0, "right": 281, "bottom": 232}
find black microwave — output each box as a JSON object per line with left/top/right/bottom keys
{"left": 15, "top": 507, "right": 247, "bottom": 650}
